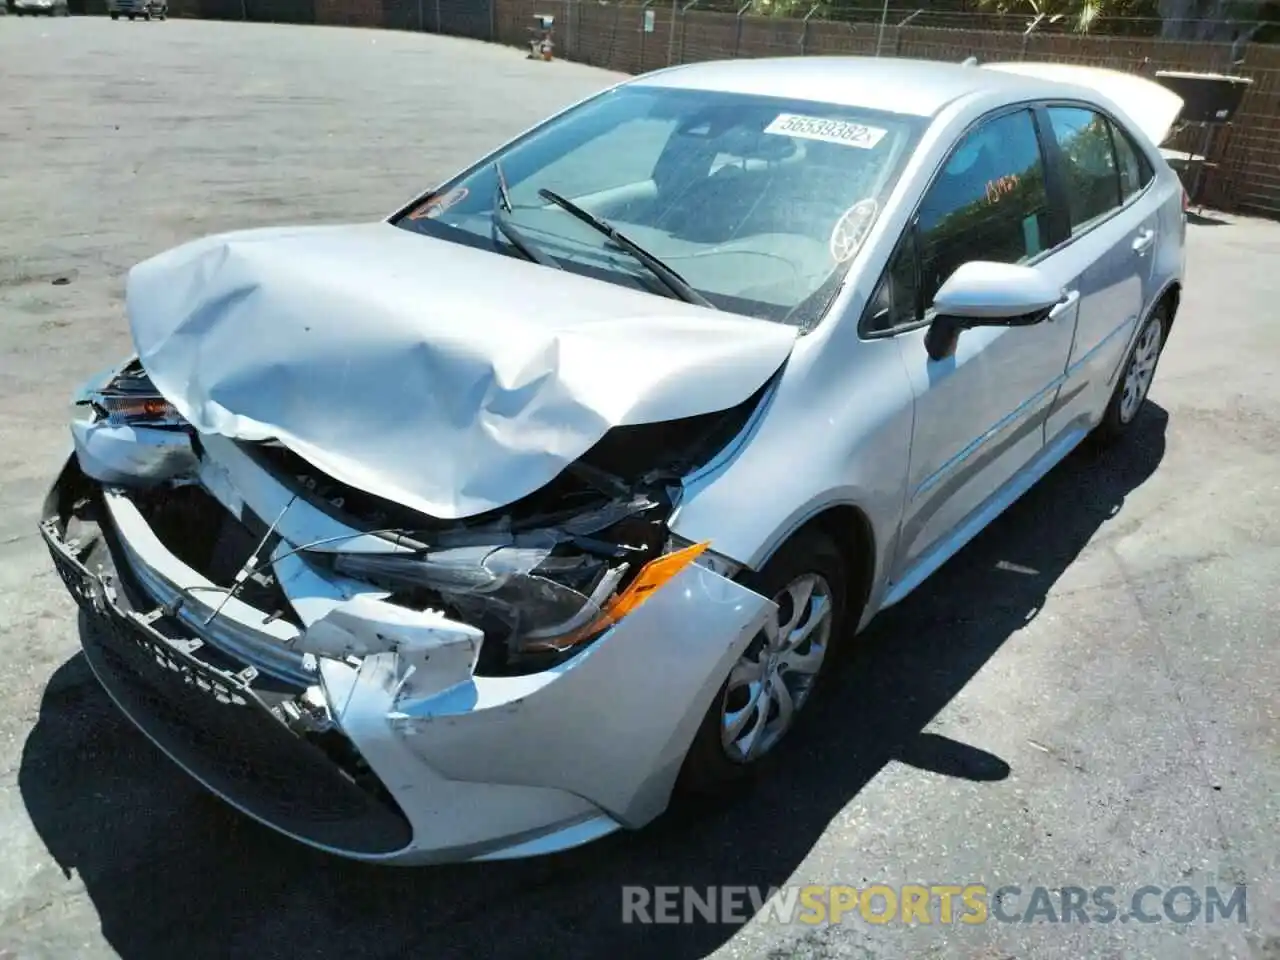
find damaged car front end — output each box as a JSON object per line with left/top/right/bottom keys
{"left": 40, "top": 68, "right": 927, "bottom": 863}
{"left": 42, "top": 354, "right": 778, "bottom": 863}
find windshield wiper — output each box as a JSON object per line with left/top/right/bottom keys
{"left": 491, "top": 162, "right": 560, "bottom": 270}
{"left": 495, "top": 160, "right": 514, "bottom": 214}
{"left": 536, "top": 187, "right": 714, "bottom": 309}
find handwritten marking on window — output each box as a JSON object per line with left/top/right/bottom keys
{"left": 985, "top": 174, "right": 1020, "bottom": 205}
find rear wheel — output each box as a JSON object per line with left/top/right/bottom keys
{"left": 677, "top": 529, "right": 849, "bottom": 795}
{"left": 1094, "top": 304, "right": 1169, "bottom": 444}
{"left": 110, "top": 10, "right": 119, "bottom": 16}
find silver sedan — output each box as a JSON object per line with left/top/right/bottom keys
{"left": 41, "top": 55, "right": 1186, "bottom": 864}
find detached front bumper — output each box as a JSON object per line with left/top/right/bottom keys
{"left": 41, "top": 449, "right": 773, "bottom": 864}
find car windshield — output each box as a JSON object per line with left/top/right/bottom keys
{"left": 393, "top": 85, "right": 922, "bottom": 330}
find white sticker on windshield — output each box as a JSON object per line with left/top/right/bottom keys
{"left": 830, "top": 198, "right": 879, "bottom": 263}
{"left": 763, "top": 114, "right": 888, "bottom": 149}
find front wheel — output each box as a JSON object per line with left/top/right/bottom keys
{"left": 1094, "top": 306, "right": 1168, "bottom": 444}
{"left": 677, "top": 529, "right": 849, "bottom": 795}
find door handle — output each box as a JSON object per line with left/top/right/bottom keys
{"left": 1047, "top": 289, "right": 1080, "bottom": 322}
{"left": 1132, "top": 228, "right": 1156, "bottom": 255}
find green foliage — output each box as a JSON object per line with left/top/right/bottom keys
{"left": 972, "top": 0, "right": 1158, "bottom": 33}
{"left": 748, "top": 0, "right": 829, "bottom": 18}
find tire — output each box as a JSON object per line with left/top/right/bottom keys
{"left": 676, "top": 528, "right": 850, "bottom": 796}
{"left": 110, "top": 11, "right": 119, "bottom": 16}
{"left": 1094, "top": 303, "right": 1169, "bottom": 444}
{"left": 127, "top": 12, "right": 134, "bottom": 17}
{"left": 142, "top": 9, "right": 150, "bottom": 17}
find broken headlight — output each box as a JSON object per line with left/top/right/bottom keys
{"left": 331, "top": 539, "right": 709, "bottom": 660}
{"left": 76, "top": 358, "right": 184, "bottom": 426}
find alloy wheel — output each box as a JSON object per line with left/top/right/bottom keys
{"left": 1118, "top": 315, "right": 1163, "bottom": 424}
{"left": 720, "top": 572, "right": 833, "bottom": 763}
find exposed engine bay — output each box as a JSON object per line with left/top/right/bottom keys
{"left": 72, "top": 358, "right": 763, "bottom": 679}
{"left": 47, "top": 215, "right": 794, "bottom": 860}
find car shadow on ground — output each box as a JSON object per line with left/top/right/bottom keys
{"left": 19, "top": 405, "right": 1168, "bottom": 960}
{"left": 1186, "top": 211, "right": 1231, "bottom": 227}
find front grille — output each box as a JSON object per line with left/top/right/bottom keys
{"left": 45, "top": 529, "right": 414, "bottom": 857}
{"left": 48, "top": 532, "right": 99, "bottom": 613}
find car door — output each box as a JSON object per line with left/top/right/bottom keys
{"left": 866, "top": 107, "right": 1080, "bottom": 602}
{"left": 1039, "top": 104, "right": 1161, "bottom": 444}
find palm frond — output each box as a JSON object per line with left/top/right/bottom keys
{"left": 1076, "top": 0, "right": 1102, "bottom": 31}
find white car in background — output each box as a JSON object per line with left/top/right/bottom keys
{"left": 41, "top": 56, "right": 1186, "bottom": 864}
{"left": 12, "top": 0, "right": 70, "bottom": 15}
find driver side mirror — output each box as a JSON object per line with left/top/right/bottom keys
{"left": 924, "top": 261, "right": 1066, "bottom": 361}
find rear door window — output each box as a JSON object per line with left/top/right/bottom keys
{"left": 1046, "top": 106, "right": 1123, "bottom": 232}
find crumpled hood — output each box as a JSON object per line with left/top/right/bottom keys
{"left": 126, "top": 222, "right": 798, "bottom": 519}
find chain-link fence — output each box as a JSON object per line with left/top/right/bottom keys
{"left": 161, "top": 0, "right": 1280, "bottom": 218}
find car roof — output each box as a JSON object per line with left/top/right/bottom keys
{"left": 630, "top": 56, "right": 1090, "bottom": 119}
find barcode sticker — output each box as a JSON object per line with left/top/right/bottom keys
{"left": 763, "top": 114, "right": 888, "bottom": 149}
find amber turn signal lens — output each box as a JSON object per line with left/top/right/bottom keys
{"left": 523, "top": 541, "right": 710, "bottom": 653}
{"left": 604, "top": 540, "right": 709, "bottom": 621}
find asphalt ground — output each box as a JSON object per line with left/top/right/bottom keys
{"left": 0, "top": 18, "right": 1277, "bottom": 960}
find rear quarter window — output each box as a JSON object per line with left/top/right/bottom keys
{"left": 1108, "top": 118, "right": 1154, "bottom": 200}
